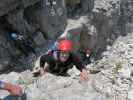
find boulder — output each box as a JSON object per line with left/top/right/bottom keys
{"left": 0, "top": 0, "right": 40, "bottom": 17}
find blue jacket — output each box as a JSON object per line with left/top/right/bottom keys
{"left": 0, "top": 80, "right": 4, "bottom": 88}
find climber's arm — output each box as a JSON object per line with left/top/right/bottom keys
{"left": 0, "top": 80, "right": 22, "bottom": 96}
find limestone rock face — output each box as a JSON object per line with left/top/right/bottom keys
{"left": 0, "top": 0, "right": 40, "bottom": 17}
{"left": 39, "top": 0, "right": 67, "bottom": 39}
{"left": 0, "top": 33, "right": 13, "bottom": 72}
{"left": 0, "top": 0, "right": 132, "bottom": 69}
{"left": 0, "top": 0, "right": 133, "bottom": 99}
{"left": 1, "top": 32, "right": 133, "bottom": 100}
{"left": 0, "top": 0, "right": 68, "bottom": 70}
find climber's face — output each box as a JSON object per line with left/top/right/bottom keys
{"left": 59, "top": 51, "right": 70, "bottom": 62}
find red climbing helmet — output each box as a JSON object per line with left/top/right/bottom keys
{"left": 58, "top": 39, "right": 73, "bottom": 52}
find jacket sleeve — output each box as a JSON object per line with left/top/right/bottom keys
{"left": 0, "top": 80, "right": 5, "bottom": 89}
{"left": 40, "top": 55, "right": 49, "bottom": 68}
{"left": 72, "top": 54, "right": 86, "bottom": 72}
{"left": 40, "top": 54, "right": 55, "bottom": 68}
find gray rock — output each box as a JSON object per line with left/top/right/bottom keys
{"left": 0, "top": 40, "right": 12, "bottom": 72}
{"left": 128, "top": 90, "right": 133, "bottom": 100}
{"left": 40, "top": 0, "right": 67, "bottom": 39}
{"left": 32, "top": 31, "right": 46, "bottom": 46}
{"left": 0, "top": 0, "right": 133, "bottom": 100}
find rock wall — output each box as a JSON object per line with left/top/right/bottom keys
{"left": 0, "top": 0, "right": 40, "bottom": 17}
{"left": 0, "top": 0, "right": 67, "bottom": 72}
{"left": 39, "top": 0, "right": 67, "bottom": 39}
{"left": 1, "top": 32, "right": 133, "bottom": 100}
{"left": 89, "top": 0, "right": 133, "bottom": 59}
{"left": 0, "top": 0, "right": 133, "bottom": 100}
{"left": 0, "top": 0, "right": 132, "bottom": 72}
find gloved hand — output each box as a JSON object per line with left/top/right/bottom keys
{"left": 80, "top": 69, "right": 89, "bottom": 81}
{"left": 32, "top": 66, "right": 41, "bottom": 75}
{"left": 32, "top": 62, "right": 49, "bottom": 77}
{"left": 32, "top": 67, "right": 48, "bottom": 77}
{"left": 5, "top": 82, "right": 22, "bottom": 96}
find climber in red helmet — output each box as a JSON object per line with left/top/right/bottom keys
{"left": 33, "top": 38, "right": 88, "bottom": 81}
